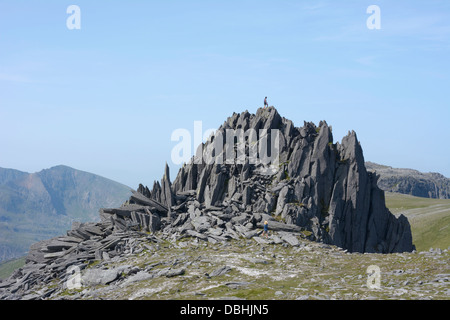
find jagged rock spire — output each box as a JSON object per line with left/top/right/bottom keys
{"left": 160, "top": 162, "right": 174, "bottom": 220}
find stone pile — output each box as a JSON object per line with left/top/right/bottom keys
{"left": 0, "top": 215, "right": 162, "bottom": 299}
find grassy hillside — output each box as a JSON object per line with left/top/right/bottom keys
{"left": 0, "top": 257, "right": 25, "bottom": 280}
{"left": 24, "top": 235, "right": 450, "bottom": 300}
{"left": 385, "top": 192, "right": 450, "bottom": 252}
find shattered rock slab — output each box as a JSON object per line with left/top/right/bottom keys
{"left": 278, "top": 232, "right": 301, "bottom": 247}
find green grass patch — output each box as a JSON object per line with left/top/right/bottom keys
{"left": 385, "top": 192, "right": 450, "bottom": 213}
{"left": 409, "top": 211, "right": 450, "bottom": 252}
{"left": 385, "top": 192, "right": 450, "bottom": 251}
{"left": 0, "top": 256, "right": 26, "bottom": 279}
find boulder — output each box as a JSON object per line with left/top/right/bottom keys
{"left": 164, "top": 268, "right": 186, "bottom": 278}
{"left": 45, "top": 240, "right": 78, "bottom": 252}
{"left": 278, "top": 232, "right": 300, "bottom": 246}
{"left": 191, "top": 216, "right": 212, "bottom": 233}
{"left": 186, "top": 230, "right": 208, "bottom": 241}
{"left": 209, "top": 266, "right": 232, "bottom": 277}
{"left": 120, "top": 271, "right": 153, "bottom": 287}
{"left": 81, "top": 268, "right": 120, "bottom": 286}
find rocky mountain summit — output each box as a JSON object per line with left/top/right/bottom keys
{"left": 0, "top": 107, "right": 417, "bottom": 300}
{"left": 366, "top": 162, "right": 450, "bottom": 199}
{"left": 146, "top": 106, "right": 413, "bottom": 253}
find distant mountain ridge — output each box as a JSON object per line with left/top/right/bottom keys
{"left": 366, "top": 162, "right": 450, "bottom": 199}
{"left": 0, "top": 168, "right": 28, "bottom": 186}
{"left": 0, "top": 165, "right": 132, "bottom": 262}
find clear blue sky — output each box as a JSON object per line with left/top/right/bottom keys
{"left": 0, "top": 0, "right": 449, "bottom": 188}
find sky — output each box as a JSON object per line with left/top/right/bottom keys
{"left": 0, "top": 0, "right": 449, "bottom": 188}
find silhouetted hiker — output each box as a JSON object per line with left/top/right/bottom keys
{"left": 264, "top": 97, "right": 268, "bottom": 108}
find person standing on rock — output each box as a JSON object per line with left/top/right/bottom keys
{"left": 264, "top": 97, "right": 268, "bottom": 108}
{"left": 262, "top": 220, "right": 269, "bottom": 238}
